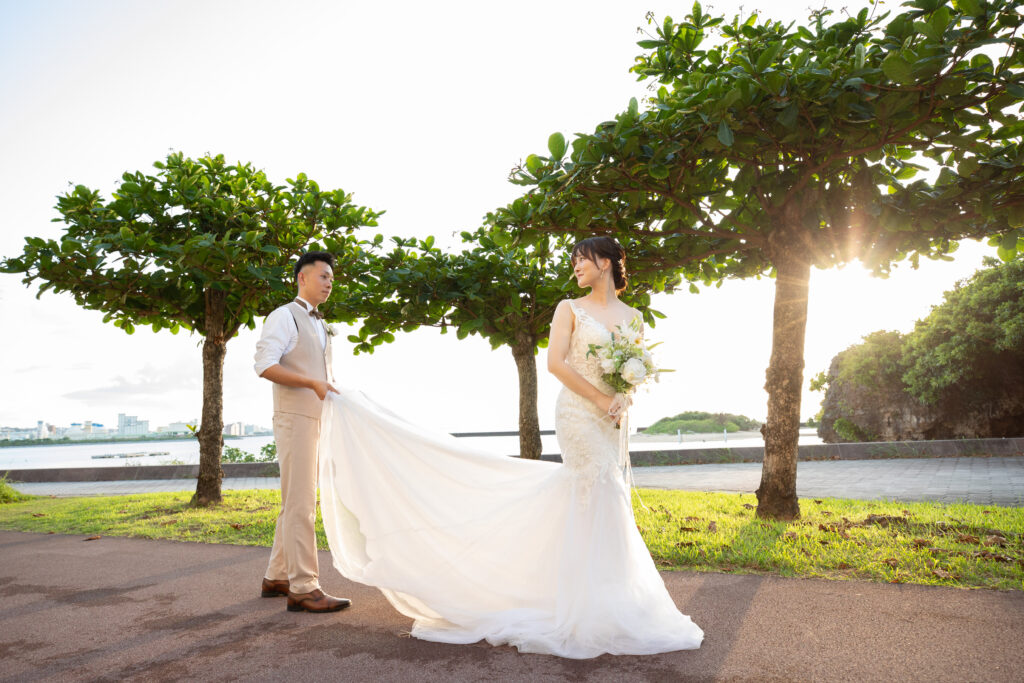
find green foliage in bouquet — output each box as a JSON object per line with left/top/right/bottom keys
{"left": 586, "top": 317, "right": 669, "bottom": 394}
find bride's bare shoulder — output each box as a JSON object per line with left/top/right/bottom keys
{"left": 616, "top": 300, "right": 641, "bottom": 316}
{"left": 620, "top": 302, "right": 643, "bottom": 326}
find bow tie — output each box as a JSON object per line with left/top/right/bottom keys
{"left": 295, "top": 299, "right": 324, "bottom": 319}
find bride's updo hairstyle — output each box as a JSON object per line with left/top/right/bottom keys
{"left": 570, "top": 236, "right": 628, "bottom": 293}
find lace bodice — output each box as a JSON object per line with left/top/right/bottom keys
{"left": 564, "top": 301, "right": 617, "bottom": 395}
{"left": 554, "top": 300, "right": 626, "bottom": 500}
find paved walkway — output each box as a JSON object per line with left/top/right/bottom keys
{"left": 1, "top": 530, "right": 1022, "bottom": 681}
{"left": 633, "top": 456, "right": 1024, "bottom": 506}
{"left": 11, "top": 456, "right": 1024, "bottom": 506}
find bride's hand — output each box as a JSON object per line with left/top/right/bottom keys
{"left": 607, "top": 393, "right": 631, "bottom": 418}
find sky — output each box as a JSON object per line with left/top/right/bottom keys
{"left": 0, "top": 0, "right": 998, "bottom": 433}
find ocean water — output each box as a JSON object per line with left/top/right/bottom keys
{"left": 0, "top": 435, "right": 276, "bottom": 470}
{"left": 0, "top": 429, "right": 822, "bottom": 470}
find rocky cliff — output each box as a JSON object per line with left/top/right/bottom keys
{"left": 817, "top": 353, "right": 1024, "bottom": 443}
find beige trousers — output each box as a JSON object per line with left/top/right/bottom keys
{"left": 265, "top": 411, "right": 321, "bottom": 594}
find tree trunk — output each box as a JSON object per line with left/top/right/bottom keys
{"left": 192, "top": 289, "right": 227, "bottom": 507}
{"left": 511, "top": 338, "right": 542, "bottom": 460}
{"left": 756, "top": 247, "right": 811, "bottom": 521}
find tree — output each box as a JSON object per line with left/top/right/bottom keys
{"left": 491, "top": 0, "right": 1024, "bottom": 518}
{"left": 1, "top": 152, "right": 381, "bottom": 505}
{"left": 340, "top": 227, "right": 663, "bottom": 459}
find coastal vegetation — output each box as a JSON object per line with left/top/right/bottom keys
{"left": 812, "top": 257, "right": 1024, "bottom": 442}
{"left": 221, "top": 443, "right": 277, "bottom": 463}
{"left": 644, "top": 411, "right": 761, "bottom": 435}
{"left": 1, "top": 488, "right": 1020, "bottom": 590}
{"left": 0, "top": 476, "right": 30, "bottom": 504}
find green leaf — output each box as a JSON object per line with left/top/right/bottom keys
{"left": 649, "top": 164, "right": 670, "bottom": 180}
{"left": 717, "top": 121, "right": 734, "bottom": 147}
{"left": 525, "top": 154, "right": 544, "bottom": 175}
{"left": 547, "top": 132, "right": 566, "bottom": 160}
{"left": 492, "top": 230, "right": 513, "bottom": 249}
{"left": 954, "top": 0, "right": 982, "bottom": 16}
{"left": 996, "top": 244, "right": 1017, "bottom": 262}
{"left": 776, "top": 103, "right": 799, "bottom": 129}
{"left": 688, "top": 283, "right": 700, "bottom": 294}
{"left": 755, "top": 41, "right": 783, "bottom": 73}
{"left": 1008, "top": 207, "right": 1024, "bottom": 229}
{"left": 881, "top": 54, "right": 914, "bottom": 84}
{"left": 929, "top": 6, "right": 951, "bottom": 38}
{"left": 957, "top": 157, "right": 979, "bottom": 177}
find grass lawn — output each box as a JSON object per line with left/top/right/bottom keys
{"left": 634, "top": 490, "right": 1023, "bottom": 590}
{"left": 1, "top": 484, "right": 1021, "bottom": 590}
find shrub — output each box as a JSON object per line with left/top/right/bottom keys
{"left": 0, "top": 475, "right": 30, "bottom": 504}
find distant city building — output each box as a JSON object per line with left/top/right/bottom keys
{"left": 156, "top": 420, "right": 196, "bottom": 436}
{"left": 0, "top": 425, "right": 42, "bottom": 441}
{"left": 224, "top": 421, "right": 244, "bottom": 437}
{"left": 117, "top": 413, "right": 150, "bottom": 436}
{"left": 63, "top": 420, "right": 111, "bottom": 439}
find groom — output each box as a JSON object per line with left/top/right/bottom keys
{"left": 253, "top": 250, "right": 350, "bottom": 613}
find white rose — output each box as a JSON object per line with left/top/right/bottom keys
{"left": 620, "top": 357, "right": 647, "bottom": 385}
{"left": 600, "top": 358, "right": 616, "bottom": 373}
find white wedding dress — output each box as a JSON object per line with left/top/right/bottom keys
{"left": 317, "top": 301, "right": 704, "bottom": 659}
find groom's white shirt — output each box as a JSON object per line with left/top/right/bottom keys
{"left": 253, "top": 296, "right": 327, "bottom": 376}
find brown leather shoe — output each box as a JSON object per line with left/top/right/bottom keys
{"left": 261, "top": 578, "right": 290, "bottom": 598}
{"left": 286, "top": 589, "right": 351, "bottom": 613}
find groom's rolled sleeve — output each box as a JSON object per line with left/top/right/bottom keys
{"left": 254, "top": 308, "right": 298, "bottom": 377}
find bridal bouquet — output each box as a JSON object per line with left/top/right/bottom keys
{"left": 586, "top": 317, "right": 669, "bottom": 394}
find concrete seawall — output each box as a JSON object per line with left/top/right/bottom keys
{"left": 4, "top": 437, "right": 1022, "bottom": 483}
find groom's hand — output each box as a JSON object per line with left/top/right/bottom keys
{"left": 311, "top": 380, "right": 339, "bottom": 400}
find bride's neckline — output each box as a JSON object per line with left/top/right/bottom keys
{"left": 571, "top": 300, "right": 637, "bottom": 338}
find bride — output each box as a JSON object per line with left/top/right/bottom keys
{"left": 317, "top": 236, "right": 704, "bottom": 659}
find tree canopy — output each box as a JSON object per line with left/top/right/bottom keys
{"left": 496, "top": 0, "right": 1024, "bottom": 274}
{"left": 488, "top": 0, "right": 1024, "bottom": 519}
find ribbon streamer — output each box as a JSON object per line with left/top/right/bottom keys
{"left": 616, "top": 392, "right": 646, "bottom": 512}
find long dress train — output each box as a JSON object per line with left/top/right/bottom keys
{"left": 317, "top": 300, "right": 703, "bottom": 659}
